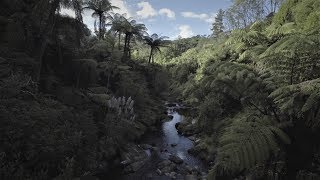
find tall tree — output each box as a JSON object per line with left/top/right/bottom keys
{"left": 108, "top": 13, "right": 127, "bottom": 50}
{"left": 83, "top": 0, "right": 118, "bottom": 39}
{"left": 33, "top": 0, "right": 85, "bottom": 82}
{"left": 143, "top": 33, "right": 169, "bottom": 63}
{"left": 211, "top": 9, "right": 225, "bottom": 37}
{"left": 225, "top": 0, "right": 265, "bottom": 30}
{"left": 122, "top": 20, "right": 147, "bottom": 59}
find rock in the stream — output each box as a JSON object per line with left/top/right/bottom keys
{"left": 171, "top": 143, "right": 178, "bottom": 147}
{"left": 169, "top": 155, "right": 184, "bottom": 164}
{"left": 188, "top": 136, "right": 196, "bottom": 141}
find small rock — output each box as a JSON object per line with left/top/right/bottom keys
{"left": 188, "top": 136, "right": 196, "bottom": 141}
{"left": 169, "top": 155, "right": 183, "bottom": 164}
{"left": 171, "top": 143, "right": 178, "bottom": 147}
{"left": 175, "top": 122, "right": 181, "bottom": 129}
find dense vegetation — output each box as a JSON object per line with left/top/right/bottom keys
{"left": 0, "top": 0, "right": 169, "bottom": 178}
{"left": 1, "top": 0, "right": 320, "bottom": 179}
{"left": 140, "top": 0, "right": 320, "bottom": 179}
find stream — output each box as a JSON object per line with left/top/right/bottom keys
{"left": 121, "top": 103, "right": 207, "bottom": 179}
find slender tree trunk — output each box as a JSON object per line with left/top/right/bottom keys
{"left": 123, "top": 34, "right": 128, "bottom": 60}
{"left": 118, "top": 32, "right": 121, "bottom": 50}
{"left": 127, "top": 35, "right": 131, "bottom": 58}
{"left": 99, "top": 15, "right": 102, "bottom": 39}
{"left": 148, "top": 48, "right": 153, "bottom": 63}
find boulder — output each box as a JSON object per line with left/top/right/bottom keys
{"left": 169, "top": 155, "right": 183, "bottom": 164}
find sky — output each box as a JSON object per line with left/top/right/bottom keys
{"left": 61, "top": 0, "right": 232, "bottom": 39}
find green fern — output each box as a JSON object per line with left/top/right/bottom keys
{"left": 259, "top": 34, "right": 320, "bottom": 84}
{"left": 211, "top": 111, "right": 290, "bottom": 178}
{"left": 269, "top": 78, "right": 320, "bottom": 128}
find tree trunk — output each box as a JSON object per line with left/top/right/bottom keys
{"left": 99, "top": 14, "right": 102, "bottom": 39}
{"left": 118, "top": 32, "right": 121, "bottom": 50}
{"left": 127, "top": 35, "right": 131, "bottom": 58}
{"left": 148, "top": 48, "right": 153, "bottom": 63}
{"left": 123, "top": 34, "right": 128, "bottom": 60}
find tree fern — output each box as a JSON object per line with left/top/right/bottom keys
{"left": 211, "top": 111, "right": 290, "bottom": 178}
{"left": 266, "top": 22, "right": 297, "bottom": 40}
{"left": 259, "top": 34, "right": 320, "bottom": 84}
{"left": 269, "top": 78, "right": 320, "bottom": 128}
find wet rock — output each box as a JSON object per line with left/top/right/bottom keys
{"left": 187, "top": 147, "right": 198, "bottom": 156}
{"left": 168, "top": 115, "right": 174, "bottom": 119}
{"left": 171, "top": 143, "right": 178, "bottom": 147}
{"left": 175, "top": 122, "right": 181, "bottom": 129}
{"left": 169, "top": 155, "right": 184, "bottom": 164}
{"left": 188, "top": 136, "right": 196, "bottom": 141}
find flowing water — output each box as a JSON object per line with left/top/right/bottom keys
{"left": 105, "top": 103, "right": 206, "bottom": 179}
{"left": 122, "top": 103, "right": 206, "bottom": 179}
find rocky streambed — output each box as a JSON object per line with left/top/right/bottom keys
{"left": 116, "top": 103, "right": 208, "bottom": 179}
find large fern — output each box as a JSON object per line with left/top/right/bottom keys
{"left": 259, "top": 34, "right": 320, "bottom": 84}
{"left": 270, "top": 78, "right": 320, "bottom": 128}
{"left": 210, "top": 111, "right": 290, "bottom": 178}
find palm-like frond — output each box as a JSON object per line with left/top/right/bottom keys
{"left": 260, "top": 34, "right": 320, "bottom": 84}
{"left": 211, "top": 111, "right": 290, "bottom": 177}
{"left": 270, "top": 78, "right": 320, "bottom": 128}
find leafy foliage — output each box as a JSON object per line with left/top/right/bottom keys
{"left": 211, "top": 111, "right": 290, "bottom": 177}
